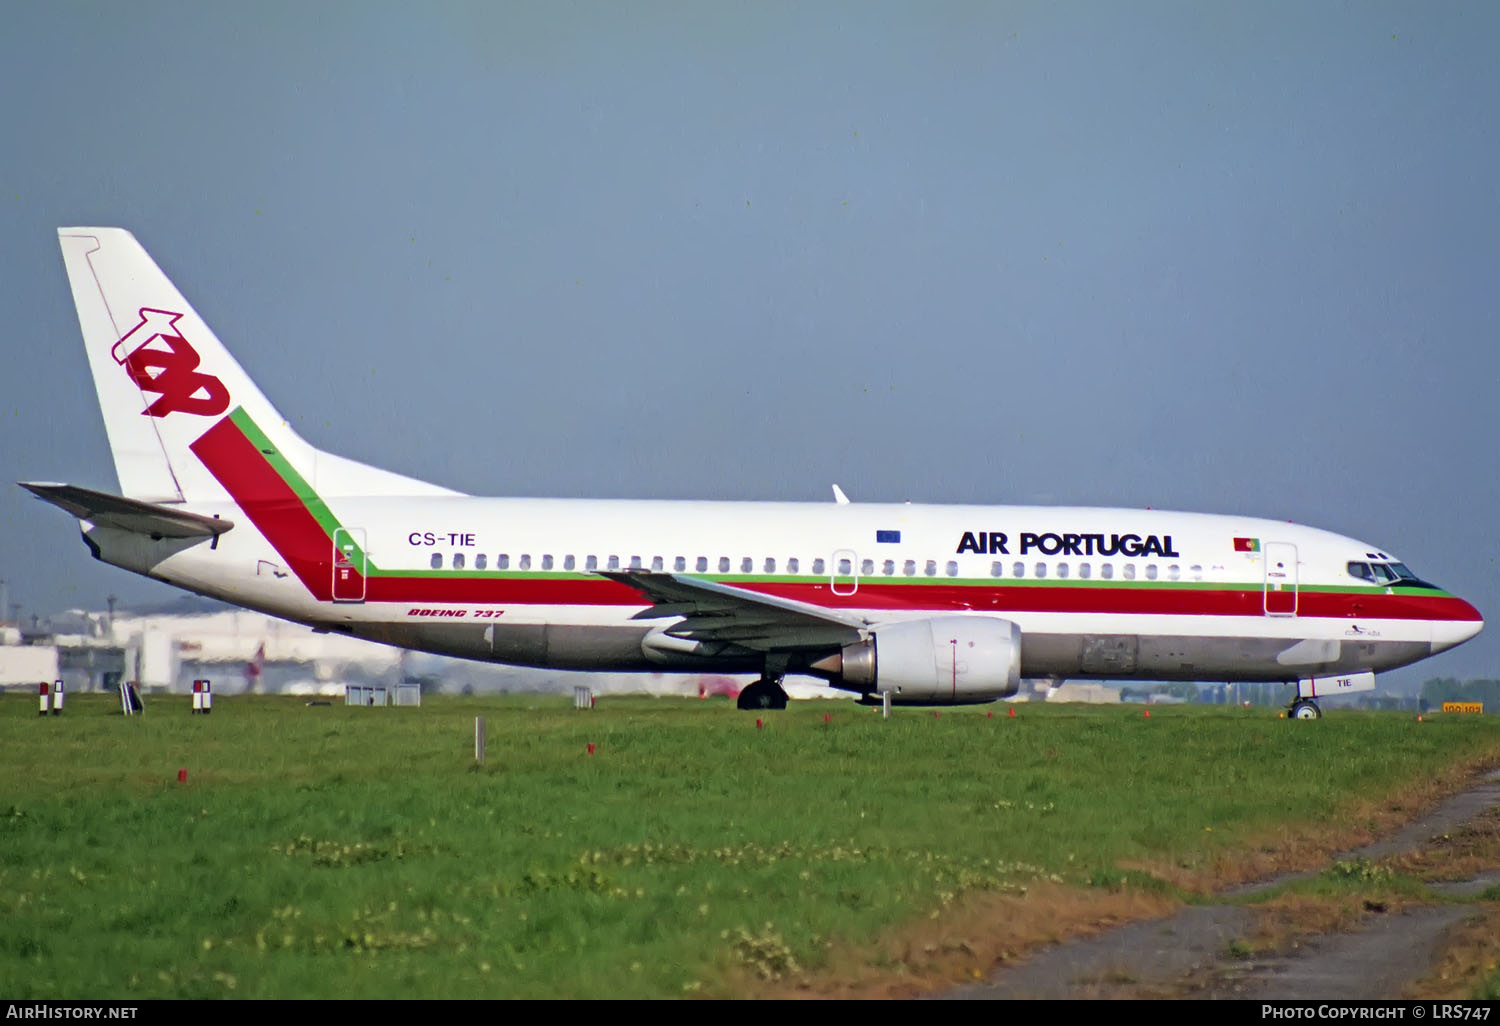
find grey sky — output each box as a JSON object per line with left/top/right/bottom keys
{"left": 3, "top": 2, "right": 1496, "bottom": 689}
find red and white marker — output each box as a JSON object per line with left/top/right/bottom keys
{"left": 51, "top": 679, "right": 63, "bottom": 715}
{"left": 38, "top": 681, "right": 50, "bottom": 717}
{"left": 191, "top": 680, "right": 203, "bottom": 714}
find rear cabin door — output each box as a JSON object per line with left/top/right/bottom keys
{"left": 332, "top": 527, "right": 367, "bottom": 602}
{"left": 1263, "top": 541, "right": 1298, "bottom": 616}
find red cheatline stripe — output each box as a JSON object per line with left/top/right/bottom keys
{"left": 190, "top": 415, "right": 1482, "bottom": 623}
{"left": 190, "top": 415, "right": 344, "bottom": 600}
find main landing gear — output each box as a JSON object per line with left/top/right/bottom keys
{"left": 737, "top": 655, "right": 791, "bottom": 710}
{"left": 1288, "top": 698, "right": 1322, "bottom": 720}
{"left": 737, "top": 674, "right": 789, "bottom": 710}
{"left": 741, "top": 654, "right": 798, "bottom": 708}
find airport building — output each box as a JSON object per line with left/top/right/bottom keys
{"left": 0, "top": 601, "right": 770, "bottom": 699}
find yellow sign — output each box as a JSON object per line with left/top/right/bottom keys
{"left": 1442, "top": 702, "right": 1483, "bottom": 715}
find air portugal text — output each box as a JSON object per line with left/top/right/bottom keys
{"left": 956, "top": 531, "right": 1182, "bottom": 558}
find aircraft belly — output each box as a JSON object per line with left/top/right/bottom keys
{"left": 354, "top": 621, "right": 659, "bottom": 670}
{"left": 1020, "top": 630, "right": 1434, "bottom": 681}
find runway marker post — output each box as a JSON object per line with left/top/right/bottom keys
{"left": 51, "top": 680, "right": 63, "bottom": 715}
{"left": 38, "top": 682, "right": 49, "bottom": 717}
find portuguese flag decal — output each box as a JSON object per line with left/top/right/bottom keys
{"left": 1233, "top": 537, "right": 1261, "bottom": 552}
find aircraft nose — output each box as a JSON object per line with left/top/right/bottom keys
{"left": 1431, "top": 598, "right": 1484, "bottom": 654}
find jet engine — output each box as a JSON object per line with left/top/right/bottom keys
{"left": 813, "top": 615, "right": 1022, "bottom": 704}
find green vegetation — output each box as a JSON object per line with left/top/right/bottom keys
{"left": 1, "top": 694, "right": 1497, "bottom": 998}
{"left": 1422, "top": 677, "right": 1500, "bottom": 710}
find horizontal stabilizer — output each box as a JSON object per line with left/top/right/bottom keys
{"left": 20, "top": 482, "right": 233, "bottom": 539}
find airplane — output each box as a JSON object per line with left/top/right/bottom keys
{"left": 23, "top": 228, "right": 1484, "bottom": 718}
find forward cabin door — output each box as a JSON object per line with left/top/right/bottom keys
{"left": 1263, "top": 541, "right": 1298, "bottom": 615}
{"left": 332, "top": 527, "right": 367, "bottom": 602}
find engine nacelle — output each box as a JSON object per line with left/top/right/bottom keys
{"left": 823, "top": 615, "right": 1022, "bottom": 704}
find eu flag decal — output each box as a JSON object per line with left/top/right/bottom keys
{"left": 875, "top": 530, "right": 901, "bottom": 544}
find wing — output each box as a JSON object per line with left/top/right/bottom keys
{"left": 599, "top": 571, "right": 867, "bottom": 651}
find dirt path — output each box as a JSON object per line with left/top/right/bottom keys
{"left": 941, "top": 769, "right": 1500, "bottom": 1000}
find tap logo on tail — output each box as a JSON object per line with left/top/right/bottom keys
{"left": 112, "top": 308, "right": 230, "bottom": 418}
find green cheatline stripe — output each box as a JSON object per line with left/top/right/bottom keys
{"left": 228, "top": 407, "right": 376, "bottom": 572}
{"left": 220, "top": 411, "right": 1456, "bottom": 600}
{"left": 368, "top": 570, "right": 1452, "bottom": 599}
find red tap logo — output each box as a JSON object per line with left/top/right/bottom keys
{"left": 112, "top": 308, "right": 230, "bottom": 418}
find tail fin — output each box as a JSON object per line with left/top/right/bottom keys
{"left": 57, "top": 228, "right": 457, "bottom": 503}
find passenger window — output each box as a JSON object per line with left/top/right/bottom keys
{"left": 924, "top": 560, "right": 937, "bottom": 577}
{"left": 452, "top": 553, "right": 465, "bottom": 570}
{"left": 498, "top": 554, "right": 510, "bottom": 570}
{"left": 1167, "top": 564, "right": 1179, "bottom": 581}
{"left": 838, "top": 558, "right": 852, "bottom": 575}
{"left": 741, "top": 557, "right": 753, "bottom": 574}
{"left": 1078, "top": 562, "right": 1090, "bottom": 579}
{"left": 1190, "top": 564, "right": 1202, "bottom": 580}
{"left": 813, "top": 558, "right": 826, "bottom": 575}
{"left": 519, "top": 554, "right": 531, "bottom": 570}
{"left": 629, "top": 555, "right": 642, "bottom": 570}
{"left": 945, "top": 561, "right": 958, "bottom": 577}
{"left": 1012, "top": 562, "right": 1025, "bottom": 578}
{"left": 673, "top": 556, "right": 686, "bottom": 572}
{"left": 542, "top": 555, "right": 554, "bottom": 571}
{"left": 991, "top": 561, "right": 1004, "bottom": 578}
{"left": 718, "top": 557, "right": 730, "bottom": 573}
{"left": 1056, "top": 563, "right": 1069, "bottom": 579}
{"left": 605, "top": 555, "right": 618, "bottom": 571}
{"left": 430, "top": 553, "right": 443, "bottom": 570}
{"left": 564, "top": 554, "right": 576, "bottom": 571}
{"left": 586, "top": 555, "right": 598, "bottom": 571}
{"left": 764, "top": 558, "right": 776, "bottom": 573}
{"left": 1122, "top": 564, "right": 1136, "bottom": 580}
{"left": 861, "top": 559, "right": 874, "bottom": 575}
{"left": 787, "top": 557, "right": 799, "bottom": 573}
{"left": 651, "top": 556, "right": 663, "bottom": 572}
{"left": 696, "top": 557, "right": 708, "bottom": 573}
{"left": 1145, "top": 565, "right": 1158, "bottom": 581}
{"left": 904, "top": 560, "right": 917, "bottom": 576}
{"left": 1100, "top": 564, "right": 1113, "bottom": 580}
{"left": 883, "top": 560, "right": 896, "bottom": 576}
{"left": 475, "top": 554, "right": 487, "bottom": 570}
{"left": 1035, "top": 562, "right": 1047, "bottom": 579}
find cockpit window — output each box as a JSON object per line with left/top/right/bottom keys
{"left": 1355, "top": 560, "right": 1431, "bottom": 587}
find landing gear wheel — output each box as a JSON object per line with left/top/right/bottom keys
{"left": 1290, "top": 699, "right": 1321, "bottom": 720}
{"left": 737, "top": 678, "right": 789, "bottom": 711}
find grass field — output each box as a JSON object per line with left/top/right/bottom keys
{"left": 2, "top": 693, "right": 1498, "bottom": 998}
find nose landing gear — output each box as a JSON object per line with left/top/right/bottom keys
{"left": 1289, "top": 698, "right": 1322, "bottom": 720}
